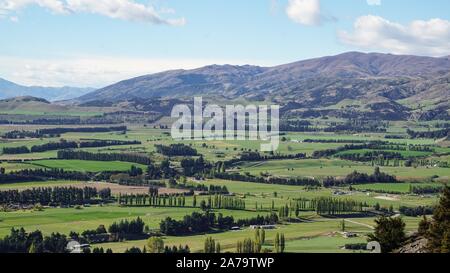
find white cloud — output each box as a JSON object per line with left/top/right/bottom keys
{"left": 286, "top": 0, "right": 321, "bottom": 26}
{"left": 0, "top": 56, "right": 274, "bottom": 88}
{"left": 366, "top": 0, "right": 381, "bottom": 6}
{"left": 0, "top": 0, "right": 68, "bottom": 14}
{"left": 338, "top": 15, "right": 450, "bottom": 56}
{"left": 0, "top": 0, "right": 185, "bottom": 26}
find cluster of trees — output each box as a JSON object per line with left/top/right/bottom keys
{"left": 162, "top": 181, "right": 229, "bottom": 195}
{"left": 407, "top": 128, "right": 449, "bottom": 139}
{"left": 278, "top": 204, "right": 301, "bottom": 220}
{"left": 30, "top": 140, "right": 78, "bottom": 153}
{"left": 410, "top": 185, "right": 444, "bottom": 195}
{"left": 370, "top": 157, "right": 403, "bottom": 167}
{"left": 145, "top": 237, "right": 190, "bottom": 253}
{"left": 404, "top": 158, "right": 449, "bottom": 168}
{"left": 215, "top": 172, "right": 320, "bottom": 187}
{"left": 163, "top": 244, "right": 190, "bottom": 254}
{"left": 155, "top": 144, "right": 198, "bottom": 156}
{"left": 239, "top": 152, "right": 306, "bottom": 162}
{"left": 1, "top": 169, "right": 91, "bottom": 184}
{"left": 0, "top": 186, "right": 111, "bottom": 206}
{"left": 115, "top": 161, "right": 177, "bottom": 182}
{"left": 57, "top": 150, "right": 152, "bottom": 165}
{"left": 78, "top": 139, "right": 141, "bottom": 148}
{"left": 311, "top": 141, "right": 411, "bottom": 159}
{"left": 0, "top": 171, "right": 41, "bottom": 184}
{"left": 273, "top": 233, "right": 286, "bottom": 253}
{"left": 5, "top": 143, "right": 85, "bottom": 155}
{"left": 368, "top": 216, "right": 406, "bottom": 253}
{"left": 418, "top": 186, "right": 450, "bottom": 253}
{"left": 0, "top": 228, "right": 69, "bottom": 253}
{"left": 220, "top": 152, "right": 306, "bottom": 169}
{"left": 91, "top": 247, "right": 114, "bottom": 254}
{"left": 322, "top": 167, "right": 397, "bottom": 187}
{"left": 236, "top": 238, "right": 261, "bottom": 253}
{"left": 368, "top": 187, "right": 449, "bottom": 253}
{"left": 385, "top": 135, "right": 407, "bottom": 139}
{"left": 2, "top": 146, "right": 32, "bottom": 154}
{"left": 78, "top": 225, "right": 109, "bottom": 243}
{"left": 108, "top": 217, "right": 145, "bottom": 238}
{"left": 312, "top": 197, "right": 365, "bottom": 215}
{"left": 1, "top": 130, "right": 52, "bottom": 139}
{"left": 234, "top": 213, "right": 279, "bottom": 227}
{"left": 235, "top": 229, "right": 283, "bottom": 253}
{"left": 207, "top": 185, "right": 229, "bottom": 194}
{"left": 160, "top": 211, "right": 278, "bottom": 236}
{"left": 408, "top": 145, "right": 434, "bottom": 152}
{"left": 399, "top": 206, "right": 434, "bottom": 217}
{"left": 207, "top": 194, "right": 246, "bottom": 210}
{"left": 204, "top": 237, "right": 221, "bottom": 253}
{"left": 118, "top": 194, "right": 187, "bottom": 207}
{"left": 3, "top": 139, "right": 142, "bottom": 155}
{"left": 181, "top": 156, "right": 211, "bottom": 176}
{"left": 303, "top": 139, "right": 367, "bottom": 144}
{"left": 159, "top": 212, "right": 227, "bottom": 235}
{"left": 338, "top": 151, "right": 404, "bottom": 162}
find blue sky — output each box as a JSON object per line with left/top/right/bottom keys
{"left": 0, "top": 0, "right": 449, "bottom": 87}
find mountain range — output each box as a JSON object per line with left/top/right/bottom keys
{"left": 2, "top": 52, "right": 449, "bottom": 121}
{"left": 0, "top": 78, "right": 94, "bottom": 102}
{"left": 78, "top": 52, "right": 450, "bottom": 107}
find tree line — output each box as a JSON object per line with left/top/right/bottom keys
{"left": 118, "top": 193, "right": 245, "bottom": 211}
{"left": 0, "top": 168, "right": 91, "bottom": 184}
{"left": 160, "top": 211, "right": 278, "bottom": 236}
{"left": 1, "top": 130, "right": 56, "bottom": 139}
{"left": 0, "top": 186, "right": 111, "bottom": 206}
{"left": 399, "top": 206, "right": 434, "bottom": 217}
{"left": 407, "top": 128, "right": 449, "bottom": 139}
{"left": 220, "top": 152, "right": 307, "bottom": 169}
{"left": 57, "top": 150, "right": 152, "bottom": 165}
{"left": 155, "top": 144, "right": 198, "bottom": 156}
{"left": 37, "top": 126, "right": 127, "bottom": 135}
{"left": 322, "top": 167, "right": 397, "bottom": 187}
{"left": 214, "top": 172, "right": 320, "bottom": 187}
{"left": 2, "top": 139, "right": 140, "bottom": 154}
{"left": 0, "top": 228, "right": 69, "bottom": 253}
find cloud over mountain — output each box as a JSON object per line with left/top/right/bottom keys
{"left": 339, "top": 15, "right": 450, "bottom": 56}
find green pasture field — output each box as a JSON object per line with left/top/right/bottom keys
{"left": 0, "top": 180, "right": 83, "bottom": 190}
{"left": 0, "top": 205, "right": 262, "bottom": 238}
{"left": 0, "top": 138, "right": 60, "bottom": 150}
{"left": 28, "top": 159, "right": 146, "bottom": 172}
{"left": 94, "top": 214, "right": 423, "bottom": 253}
{"left": 200, "top": 179, "right": 439, "bottom": 208}
{"left": 233, "top": 159, "right": 450, "bottom": 181}
{"left": 0, "top": 162, "right": 38, "bottom": 173}
{"left": 283, "top": 132, "right": 438, "bottom": 145}
{"left": 335, "top": 149, "right": 433, "bottom": 158}
{"left": 0, "top": 151, "right": 57, "bottom": 160}
{"left": 352, "top": 182, "right": 444, "bottom": 193}
{"left": 0, "top": 124, "right": 446, "bottom": 253}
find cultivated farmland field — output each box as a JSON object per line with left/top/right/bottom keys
{"left": 0, "top": 112, "right": 448, "bottom": 254}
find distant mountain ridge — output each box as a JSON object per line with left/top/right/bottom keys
{"left": 0, "top": 78, "right": 94, "bottom": 101}
{"left": 77, "top": 52, "right": 450, "bottom": 106}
